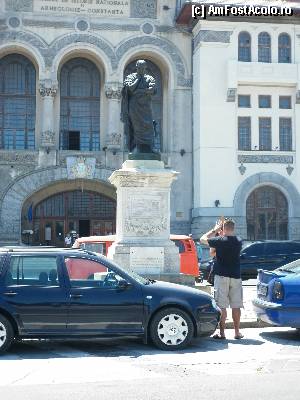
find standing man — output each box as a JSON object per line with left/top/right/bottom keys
{"left": 200, "top": 218, "right": 243, "bottom": 339}
{"left": 64, "top": 233, "right": 72, "bottom": 248}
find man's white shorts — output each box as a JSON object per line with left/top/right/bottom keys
{"left": 213, "top": 275, "right": 243, "bottom": 309}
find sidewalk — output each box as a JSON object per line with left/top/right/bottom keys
{"left": 195, "top": 282, "right": 271, "bottom": 328}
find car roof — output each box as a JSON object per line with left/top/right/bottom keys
{"left": 247, "top": 240, "right": 300, "bottom": 245}
{"left": 0, "top": 247, "right": 98, "bottom": 256}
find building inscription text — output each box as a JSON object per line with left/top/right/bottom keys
{"left": 34, "top": 0, "right": 130, "bottom": 16}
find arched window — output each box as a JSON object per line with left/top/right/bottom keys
{"left": 0, "top": 54, "right": 36, "bottom": 149}
{"left": 124, "top": 59, "right": 163, "bottom": 152}
{"left": 258, "top": 32, "right": 271, "bottom": 63}
{"left": 278, "top": 33, "right": 291, "bottom": 63}
{"left": 238, "top": 32, "right": 251, "bottom": 62}
{"left": 60, "top": 58, "right": 100, "bottom": 151}
{"left": 30, "top": 190, "right": 116, "bottom": 246}
{"left": 246, "top": 186, "right": 288, "bottom": 240}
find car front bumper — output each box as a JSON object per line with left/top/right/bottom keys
{"left": 196, "top": 303, "right": 221, "bottom": 337}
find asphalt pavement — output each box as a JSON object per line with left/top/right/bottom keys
{"left": 0, "top": 327, "right": 300, "bottom": 400}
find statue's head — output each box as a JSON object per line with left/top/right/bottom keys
{"left": 136, "top": 60, "right": 147, "bottom": 75}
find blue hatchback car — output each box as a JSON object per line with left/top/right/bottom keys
{"left": 252, "top": 259, "right": 300, "bottom": 330}
{"left": 0, "top": 247, "right": 220, "bottom": 353}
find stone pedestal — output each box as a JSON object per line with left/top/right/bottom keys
{"left": 107, "top": 159, "right": 183, "bottom": 282}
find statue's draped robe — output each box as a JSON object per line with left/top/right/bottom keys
{"left": 121, "top": 73, "right": 156, "bottom": 151}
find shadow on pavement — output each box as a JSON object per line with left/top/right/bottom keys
{"left": 260, "top": 328, "right": 300, "bottom": 345}
{"left": 1, "top": 334, "right": 266, "bottom": 361}
{"left": 6, "top": 338, "right": 223, "bottom": 359}
{"left": 193, "top": 337, "right": 264, "bottom": 351}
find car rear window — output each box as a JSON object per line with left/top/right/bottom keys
{"left": 264, "top": 243, "right": 286, "bottom": 255}
{"left": 265, "top": 242, "right": 300, "bottom": 255}
{"left": 285, "top": 242, "right": 300, "bottom": 253}
{"left": 5, "top": 256, "right": 59, "bottom": 286}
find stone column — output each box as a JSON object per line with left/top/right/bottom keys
{"left": 38, "top": 79, "right": 58, "bottom": 167}
{"left": 39, "top": 79, "right": 58, "bottom": 150}
{"left": 105, "top": 83, "right": 123, "bottom": 151}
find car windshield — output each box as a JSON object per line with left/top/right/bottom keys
{"left": 91, "top": 252, "right": 149, "bottom": 285}
{"left": 241, "top": 242, "right": 260, "bottom": 251}
{"left": 276, "top": 259, "right": 300, "bottom": 274}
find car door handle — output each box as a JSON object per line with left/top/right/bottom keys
{"left": 3, "top": 292, "right": 17, "bottom": 296}
{"left": 70, "top": 294, "right": 83, "bottom": 299}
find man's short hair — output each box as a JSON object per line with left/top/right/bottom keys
{"left": 223, "top": 218, "right": 235, "bottom": 230}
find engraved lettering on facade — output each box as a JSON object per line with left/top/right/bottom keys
{"left": 33, "top": 0, "right": 130, "bottom": 17}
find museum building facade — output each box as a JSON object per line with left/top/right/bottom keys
{"left": 0, "top": 0, "right": 193, "bottom": 245}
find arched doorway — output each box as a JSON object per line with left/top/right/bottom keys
{"left": 59, "top": 58, "right": 100, "bottom": 151}
{"left": 32, "top": 190, "right": 116, "bottom": 246}
{"left": 124, "top": 59, "right": 163, "bottom": 152}
{"left": 246, "top": 186, "right": 288, "bottom": 240}
{"left": 0, "top": 54, "right": 36, "bottom": 149}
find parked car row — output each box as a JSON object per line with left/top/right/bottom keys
{"left": 1, "top": 234, "right": 300, "bottom": 354}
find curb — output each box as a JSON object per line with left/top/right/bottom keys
{"left": 226, "top": 320, "right": 272, "bottom": 329}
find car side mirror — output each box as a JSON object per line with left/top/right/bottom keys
{"left": 118, "top": 279, "right": 131, "bottom": 290}
{"left": 240, "top": 253, "right": 245, "bottom": 259}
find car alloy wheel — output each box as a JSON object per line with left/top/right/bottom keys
{"left": 0, "top": 315, "right": 14, "bottom": 353}
{"left": 150, "top": 307, "right": 194, "bottom": 350}
{"left": 0, "top": 321, "right": 6, "bottom": 349}
{"left": 157, "top": 314, "right": 188, "bottom": 346}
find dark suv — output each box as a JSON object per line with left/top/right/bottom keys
{"left": 240, "top": 241, "right": 300, "bottom": 279}
{"left": 0, "top": 247, "right": 220, "bottom": 353}
{"left": 202, "top": 240, "right": 300, "bottom": 280}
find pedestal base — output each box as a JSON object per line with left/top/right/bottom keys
{"left": 107, "top": 240, "right": 180, "bottom": 276}
{"left": 108, "top": 158, "right": 180, "bottom": 280}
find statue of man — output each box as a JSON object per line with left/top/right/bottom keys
{"left": 121, "top": 60, "right": 157, "bottom": 154}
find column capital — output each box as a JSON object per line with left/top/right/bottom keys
{"left": 39, "top": 79, "right": 58, "bottom": 97}
{"left": 105, "top": 82, "right": 123, "bottom": 100}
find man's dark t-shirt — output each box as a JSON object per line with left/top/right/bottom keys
{"left": 207, "top": 236, "right": 242, "bottom": 279}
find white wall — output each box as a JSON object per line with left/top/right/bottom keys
{"left": 193, "top": 19, "right": 300, "bottom": 214}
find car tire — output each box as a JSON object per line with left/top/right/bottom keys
{"left": 150, "top": 308, "right": 194, "bottom": 351}
{"left": 0, "top": 315, "right": 14, "bottom": 354}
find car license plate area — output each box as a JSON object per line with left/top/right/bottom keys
{"left": 257, "top": 283, "right": 268, "bottom": 297}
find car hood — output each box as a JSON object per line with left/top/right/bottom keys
{"left": 141, "top": 280, "right": 213, "bottom": 300}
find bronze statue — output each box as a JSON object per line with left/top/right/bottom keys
{"left": 121, "top": 60, "right": 157, "bottom": 154}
